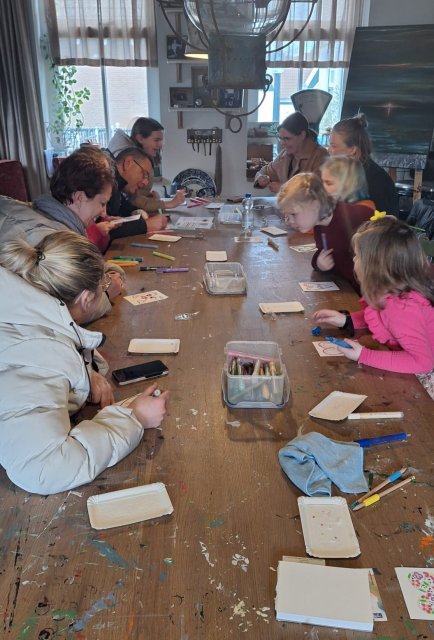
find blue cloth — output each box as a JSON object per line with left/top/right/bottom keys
{"left": 278, "top": 432, "right": 368, "bottom": 496}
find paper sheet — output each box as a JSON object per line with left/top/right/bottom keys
{"left": 313, "top": 341, "right": 345, "bottom": 357}
{"left": 395, "top": 567, "right": 434, "bottom": 619}
{"left": 124, "top": 290, "right": 168, "bottom": 306}
{"left": 299, "top": 281, "right": 339, "bottom": 291}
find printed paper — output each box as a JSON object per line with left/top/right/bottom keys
{"left": 395, "top": 567, "right": 434, "bottom": 620}
{"left": 312, "top": 341, "right": 345, "bottom": 357}
{"left": 124, "top": 290, "right": 168, "bottom": 306}
{"left": 299, "top": 281, "right": 339, "bottom": 291}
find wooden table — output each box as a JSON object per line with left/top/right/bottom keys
{"left": 1, "top": 208, "right": 433, "bottom": 639}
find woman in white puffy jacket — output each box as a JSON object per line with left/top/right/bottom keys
{"left": 0, "top": 230, "right": 169, "bottom": 494}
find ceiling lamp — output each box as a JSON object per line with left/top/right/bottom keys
{"left": 183, "top": 0, "right": 292, "bottom": 89}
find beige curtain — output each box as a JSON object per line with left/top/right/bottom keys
{"left": 0, "top": 0, "right": 49, "bottom": 198}
{"left": 267, "top": 0, "right": 363, "bottom": 68}
{"left": 44, "top": 0, "right": 158, "bottom": 67}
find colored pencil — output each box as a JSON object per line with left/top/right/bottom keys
{"left": 352, "top": 475, "right": 415, "bottom": 511}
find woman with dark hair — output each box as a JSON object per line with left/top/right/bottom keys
{"left": 107, "top": 117, "right": 185, "bottom": 211}
{"left": 254, "top": 111, "right": 328, "bottom": 193}
{"left": 329, "top": 113, "right": 399, "bottom": 215}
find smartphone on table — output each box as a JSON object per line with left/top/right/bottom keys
{"left": 112, "top": 360, "right": 169, "bottom": 385}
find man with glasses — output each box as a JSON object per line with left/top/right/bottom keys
{"left": 254, "top": 112, "right": 328, "bottom": 194}
{"left": 107, "top": 147, "right": 168, "bottom": 237}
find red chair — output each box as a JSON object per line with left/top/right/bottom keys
{"left": 0, "top": 159, "right": 29, "bottom": 201}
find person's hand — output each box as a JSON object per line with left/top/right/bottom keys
{"left": 129, "top": 383, "right": 169, "bottom": 429}
{"left": 90, "top": 370, "right": 115, "bottom": 407}
{"left": 338, "top": 339, "right": 363, "bottom": 362}
{"left": 167, "top": 189, "right": 186, "bottom": 208}
{"left": 147, "top": 214, "right": 168, "bottom": 232}
{"left": 268, "top": 181, "right": 282, "bottom": 193}
{"left": 316, "top": 249, "right": 335, "bottom": 271}
{"left": 96, "top": 217, "right": 124, "bottom": 236}
{"left": 312, "top": 309, "right": 347, "bottom": 328}
{"left": 255, "top": 175, "right": 270, "bottom": 188}
{"left": 106, "top": 271, "right": 125, "bottom": 299}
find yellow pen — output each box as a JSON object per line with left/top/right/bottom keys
{"left": 152, "top": 251, "right": 175, "bottom": 261}
{"left": 352, "top": 475, "right": 415, "bottom": 512}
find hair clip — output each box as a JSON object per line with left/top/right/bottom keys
{"left": 36, "top": 250, "right": 46, "bottom": 263}
{"left": 370, "top": 210, "right": 387, "bottom": 221}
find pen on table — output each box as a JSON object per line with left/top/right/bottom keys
{"left": 321, "top": 232, "right": 328, "bottom": 251}
{"left": 352, "top": 475, "right": 415, "bottom": 512}
{"left": 112, "top": 255, "right": 143, "bottom": 262}
{"left": 152, "top": 251, "right": 175, "bottom": 261}
{"left": 131, "top": 242, "right": 159, "bottom": 249}
{"left": 354, "top": 432, "right": 408, "bottom": 448}
{"left": 352, "top": 467, "right": 408, "bottom": 508}
{"left": 348, "top": 411, "right": 404, "bottom": 420}
{"left": 140, "top": 265, "right": 167, "bottom": 271}
{"left": 106, "top": 260, "right": 140, "bottom": 267}
{"left": 325, "top": 336, "right": 352, "bottom": 348}
{"left": 156, "top": 267, "right": 189, "bottom": 273}
{"left": 267, "top": 238, "right": 279, "bottom": 251}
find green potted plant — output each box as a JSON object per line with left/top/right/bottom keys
{"left": 47, "top": 65, "right": 91, "bottom": 153}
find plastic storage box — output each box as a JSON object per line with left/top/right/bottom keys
{"left": 204, "top": 262, "right": 247, "bottom": 295}
{"left": 222, "top": 341, "right": 289, "bottom": 408}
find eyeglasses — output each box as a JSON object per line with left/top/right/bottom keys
{"left": 277, "top": 136, "right": 294, "bottom": 143}
{"left": 132, "top": 158, "right": 151, "bottom": 182}
{"left": 101, "top": 272, "right": 112, "bottom": 293}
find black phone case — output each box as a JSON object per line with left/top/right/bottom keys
{"left": 112, "top": 360, "right": 169, "bottom": 385}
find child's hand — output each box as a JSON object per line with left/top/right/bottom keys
{"left": 316, "top": 248, "right": 335, "bottom": 271}
{"left": 338, "top": 339, "right": 362, "bottom": 362}
{"left": 312, "top": 309, "right": 347, "bottom": 328}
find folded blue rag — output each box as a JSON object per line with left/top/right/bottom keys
{"left": 278, "top": 431, "right": 368, "bottom": 496}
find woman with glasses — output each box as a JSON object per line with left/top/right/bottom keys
{"left": 254, "top": 112, "right": 328, "bottom": 194}
{"left": 0, "top": 230, "right": 169, "bottom": 494}
{"left": 278, "top": 173, "right": 373, "bottom": 293}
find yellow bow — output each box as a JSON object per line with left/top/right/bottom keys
{"left": 370, "top": 210, "right": 387, "bottom": 221}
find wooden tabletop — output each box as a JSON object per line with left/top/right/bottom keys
{"left": 1, "top": 209, "right": 433, "bottom": 639}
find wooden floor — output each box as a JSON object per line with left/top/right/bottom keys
{"left": 1, "top": 208, "right": 433, "bottom": 639}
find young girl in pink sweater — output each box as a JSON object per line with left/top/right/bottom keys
{"left": 312, "top": 216, "right": 434, "bottom": 374}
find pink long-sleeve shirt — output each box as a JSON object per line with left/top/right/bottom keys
{"left": 351, "top": 292, "right": 434, "bottom": 374}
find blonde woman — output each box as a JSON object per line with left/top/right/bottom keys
{"left": 278, "top": 173, "right": 372, "bottom": 292}
{"left": 0, "top": 231, "right": 169, "bottom": 494}
{"left": 320, "top": 155, "right": 375, "bottom": 210}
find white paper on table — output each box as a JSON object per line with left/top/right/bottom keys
{"left": 206, "top": 202, "right": 223, "bottom": 209}
{"left": 299, "top": 281, "right": 339, "bottom": 291}
{"left": 260, "top": 226, "right": 288, "bottom": 237}
{"left": 206, "top": 251, "right": 227, "bottom": 262}
{"left": 148, "top": 234, "right": 181, "bottom": 242}
{"left": 369, "top": 570, "right": 388, "bottom": 621}
{"left": 312, "top": 340, "right": 345, "bottom": 357}
{"left": 124, "top": 290, "right": 168, "bottom": 306}
{"left": 275, "top": 561, "right": 373, "bottom": 631}
{"left": 170, "top": 216, "right": 213, "bottom": 230}
{"left": 395, "top": 567, "right": 434, "bottom": 620}
{"left": 309, "top": 390, "right": 367, "bottom": 421}
{"left": 259, "top": 301, "right": 304, "bottom": 314}
{"left": 290, "top": 243, "right": 316, "bottom": 252}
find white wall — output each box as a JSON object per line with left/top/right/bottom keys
{"left": 154, "top": 1, "right": 434, "bottom": 196}
{"left": 155, "top": 5, "right": 253, "bottom": 196}
{"left": 368, "top": 0, "right": 434, "bottom": 25}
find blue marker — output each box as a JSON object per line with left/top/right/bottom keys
{"left": 325, "top": 336, "right": 351, "bottom": 349}
{"left": 354, "top": 433, "right": 408, "bottom": 448}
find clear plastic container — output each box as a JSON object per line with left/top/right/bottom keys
{"left": 223, "top": 341, "right": 289, "bottom": 407}
{"left": 204, "top": 262, "right": 247, "bottom": 295}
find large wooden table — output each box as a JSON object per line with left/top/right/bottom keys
{"left": 1, "top": 206, "right": 433, "bottom": 639}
